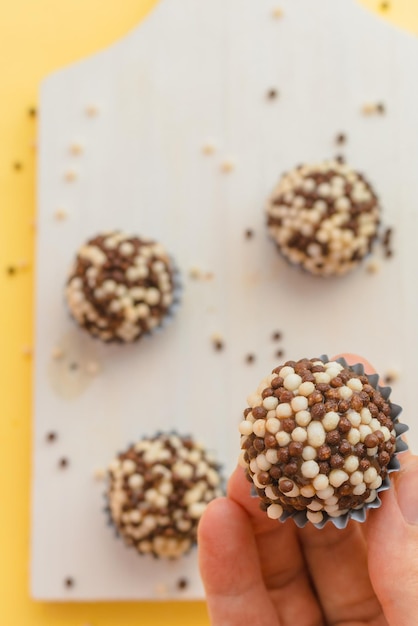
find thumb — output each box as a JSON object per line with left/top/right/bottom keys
{"left": 367, "top": 452, "right": 418, "bottom": 625}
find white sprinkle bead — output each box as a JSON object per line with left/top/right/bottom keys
{"left": 302, "top": 445, "right": 317, "bottom": 461}
{"left": 367, "top": 446, "right": 378, "bottom": 457}
{"left": 322, "top": 411, "right": 340, "bottom": 431}
{"left": 324, "top": 495, "right": 339, "bottom": 506}
{"left": 247, "top": 393, "right": 263, "bottom": 408}
{"left": 300, "top": 485, "right": 316, "bottom": 497}
{"left": 301, "top": 460, "right": 320, "bottom": 478}
{"left": 353, "top": 482, "right": 367, "bottom": 495}
{"left": 276, "top": 431, "right": 291, "bottom": 446}
{"left": 369, "top": 476, "right": 383, "bottom": 490}
{"left": 307, "top": 510, "right": 324, "bottom": 524}
{"left": 256, "top": 454, "right": 271, "bottom": 471}
{"left": 291, "top": 427, "right": 308, "bottom": 442}
{"left": 347, "top": 377, "right": 363, "bottom": 391}
{"left": 381, "top": 426, "right": 391, "bottom": 442}
{"left": 265, "top": 485, "right": 279, "bottom": 500}
{"left": 329, "top": 469, "right": 349, "bottom": 488}
{"left": 347, "top": 411, "right": 361, "bottom": 427}
{"left": 313, "top": 474, "right": 329, "bottom": 491}
{"left": 283, "top": 373, "right": 302, "bottom": 391}
{"left": 279, "top": 366, "right": 294, "bottom": 378}
{"left": 316, "top": 486, "right": 335, "bottom": 500}
{"left": 347, "top": 428, "right": 361, "bottom": 445}
{"left": 307, "top": 500, "right": 324, "bottom": 511}
{"left": 267, "top": 503, "right": 284, "bottom": 520}
{"left": 349, "top": 471, "right": 364, "bottom": 486}
{"left": 253, "top": 419, "right": 266, "bottom": 438}
{"left": 307, "top": 421, "right": 326, "bottom": 447}
{"left": 276, "top": 403, "right": 292, "bottom": 418}
{"left": 365, "top": 490, "right": 377, "bottom": 503}
{"left": 291, "top": 396, "right": 308, "bottom": 412}
{"left": 314, "top": 372, "right": 330, "bottom": 384}
{"left": 364, "top": 466, "right": 378, "bottom": 484}
{"left": 266, "top": 417, "right": 281, "bottom": 434}
{"left": 298, "top": 381, "right": 315, "bottom": 396}
{"left": 239, "top": 420, "right": 253, "bottom": 436}
{"left": 339, "top": 386, "right": 353, "bottom": 400}
{"left": 360, "top": 408, "right": 372, "bottom": 424}
{"left": 263, "top": 396, "right": 279, "bottom": 411}
{"left": 343, "top": 455, "right": 360, "bottom": 473}
{"left": 295, "top": 410, "right": 311, "bottom": 427}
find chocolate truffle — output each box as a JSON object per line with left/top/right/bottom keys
{"left": 266, "top": 161, "right": 381, "bottom": 276}
{"left": 65, "top": 231, "right": 179, "bottom": 342}
{"left": 106, "top": 433, "right": 223, "bottom": 558}
{"left": 239, "top": 357, "right": 402, "bottom": 526}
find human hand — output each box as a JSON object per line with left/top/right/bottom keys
{"left": 198, "top": 355, "right": 418, "bottom": 626}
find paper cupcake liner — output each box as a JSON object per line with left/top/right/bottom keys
{"left": 250, "top": 355, "right": 407, "bottom": 530}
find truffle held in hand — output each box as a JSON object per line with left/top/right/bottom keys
{"left": 65, "top": 231, "right": 179, "bottom": 342}
{"left": 239, "top": 356, "right": 405, "bottom": 528}
{"left": 106, "top": 433, "right": 223, "bottom": 558}
{"left": 266, "top": 160, "right": 381, "bottom": 276}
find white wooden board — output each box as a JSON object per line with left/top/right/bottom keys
{"left": 32, "top": 0, "right": 418, "bottom": 600}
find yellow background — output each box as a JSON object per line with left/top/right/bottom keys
{"left": 0, "top": 1, "right": 417, "bottom": 624}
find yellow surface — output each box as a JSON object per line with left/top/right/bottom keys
{"left": 0, "top": 0, "right": 417, "bottom": 624}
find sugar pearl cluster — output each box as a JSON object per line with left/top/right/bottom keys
{"left": 239, "top": 358, "right": 396, "bottom": 525}
{"left": 65, "top": 231, "right": 178, "bottom": 343}
{"left": 266, "top": 161, "right": 381, "bottom": 276}
{"left": 107, "top": 433, "right": 223, "bottom": 558}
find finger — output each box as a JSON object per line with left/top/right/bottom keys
{"left": 228, "top": 467, "right": 324, "bottom": 626}
{"left": 198, "top": 497, "right": 279, "bottom": 626}
{"left": 367, "top": 452, "right": 418, "bottom": 625}
{"left": 299, "top": 521, "right": 386, "bottom": 624}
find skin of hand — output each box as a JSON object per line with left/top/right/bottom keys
{"left": 198, "top": 354, "right": 418, "bottom": 626}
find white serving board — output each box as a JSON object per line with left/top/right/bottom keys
{"left": 33, "top": 0, "right": 418, "bottom": 600}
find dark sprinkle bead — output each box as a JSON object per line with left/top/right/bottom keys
{"left": 364, "top": 433, "right": 378, "bottom": 448}
{"left": 264, "top": 434, "right": 277, "bottom": 448}
{"left": 288, "top": 441, "right": 304, "bottom": 457}
{"left": 317, "top": 445, "right": 331, "bottom": 461}
{"left": 318, "top": 461, "right": 330, "bottom": 475}
{"left": 277, "top": 448, "right": 290, "bottom": 464}
{"left": 326, "top": 430, "right": 341, "bottom": 446}
{"left": 281, "top": 418, "right": 296, "bottom": 433}
{"left": 338, "top": 417, "right": 351, "bottom": 433}
{"left": 284, "top": 461, "right": 298, "bottom": 476}
{"left": 359, "top": 458, "right": 371, "bottom": 471}
{"left": 253, "top": 437, "right": 265, "bottom": 452}
{"left": 330, "top": 454, "right": 344, "bottom": 469}
{"left": 339, "top": 441, "right": 352, "bottom": 456}
{"left": 279, "top": 479, "right": 294, "bottom": 493}
{"left": 269, "top": 466, "right": 282, "bottom": 480}
{"left": 253, "top": 406, "right": 267, "bottom": 419}
{"left": 378, "top": 451, "right": 391, "bottom": 466}
{"left": 310, "top": 403, "right": 326, "bottom": 420}
{"left": 258, "top": 472, "right": 270, "bottom": 486}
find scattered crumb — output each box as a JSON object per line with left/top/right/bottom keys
{"left": 220, "top": 158, "right": 235, "bottom": 173}
{"left": 272, "top": 7, "right": 284, "bottom": 19}
{"left": 335, "top": 154, "right": 345, "bottom": 164}
{"left": 28, "top": 107, "right": 37, "bottom": 117}
{"left": 275, "top": 349, "right": 285, "bottom": 359}
{"left": 64, "top": 577, "right": 74, "bottom": 588}
{"left": 384, "top": 368, "right": 400, "bottom": 385}
{"left": 177, "top": 577, "right": 189, "bottom": 590}
{"left": 189, "top": 267, "right": 214, "bottom": 281}
{"left": 54, "top": 209, "right": 68, "bottom": 221}
{"left": 272, "top": 331, "right": 282, "bottom": 341}
{"left": 69, "top": 362, "right": 79, "bottom": 371}
{"left": 335, "top": 132, "right": 347, "bottom": 145}
{"left": 267, "top": 88, "right": 278, "bottom": 100}
{"left": 202, "top": 141, "right": 216, "bottom": 155}
{"left": 85, "top": 105, "right": 99, "bottom": 117}
{"left": 64, "top": 170, "right": 77, "bottom": 182}
{"left": 366, "top": 259, "right": 380, "bottom": 274}
{"left": 361, "top": 102, "right": 386, "bottom": 116}
{"left": 379, "top": 1, "right": 390, "bottom": 10}
{"left": 85, "top": 361, "right": 100, "bottom": 376}
{"left": 154, "top": 583, "right": 168, "bottom": 597}
{"left": 21, "top": 346, "right": 33, "bottom": 357}
{"left": 51, "top": 346, "right": 64, "bottom": 360}
{"left": 93, "top": 468, "right": 106, "bottom": 481}
{"left": 245, "top": 354, "right": 256, "bottom": 364}
{"left": 46, "top": 432, "right": 57, "bottom": 443}
{"left": 59, "top": 457, "right": 69, "bottom": 469}
{"left": 69, "top": 143, "right": 84, "bottom": 156}
{"left": 13, "top": 161, "right": 23, "bottom": 171}
{"left": 211, "top": 333, "right": 225, "bottom": 352}
{"left": 6, "top": 266, "right": 16, "bottom": 276}
{"left": 245, "top": 228, "right": 254, "bottom": 239}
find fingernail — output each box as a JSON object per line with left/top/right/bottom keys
{"left": 396, "top": 467, "right": 418, "bottom": 524}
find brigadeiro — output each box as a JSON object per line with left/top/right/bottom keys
{"left": 65, "top": 231, "right": 180, "bottom": 343}
{"left": 238, "top": 356, "right": 407, "bottom": 528}
{"left": 266, "top": 160, "right": 381, "bottom": 276}
{"left": 106, "top": 433, "right": 224, "bottom": 558}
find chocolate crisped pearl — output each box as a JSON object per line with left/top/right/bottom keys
{"left": 317, "top": 445, "right": 331, "bottom": 460}
{"left": 253, "top": 406, "right": 267, "bottom": 419}
{"left": 354, "top": 442, "right": 367, "bottom": 457}
{"left": 247, "top": 446, "right": 257, "bottom": 459}
{"left": 289, "top": 442, "right": 304, "bottom": 457}
{"left": 265, "top": 434, "right": 277, "bottom": 448}
{"left": 284, "top": 461, "right": 298, "bottom": 476}
{"left": 339, "top": 441, "right": 352, "bottom": 456}
{"left": 254, "top": 438, "right": 265, "bottom": 452}
{"left": 302, "top": 371, "right": 315, "bottom": 383}
{"left": 324, "top": 400, "right": 339, "bottom": 412}
{"left": 338, "top": 417, "right": 351, "bottom": 433}
{"left": 278, "top": 389, "right": 293, "bottom": 403}
{"left": 269, "top": 466, "right": 282, "bottom": 480}
{"left": 316, "top": 383, "right": 330, "bottom": 394}
{"left": 258, "top": 472, "right": 270, "bottom": 485}
{"left": 330, "top": 454, "right": 344, "bottom": 469}
{"left": 326, "top": 430, "right": 341, "bottom": 446}
{"left": 277, "top": 448, "right": 290, "bottom": 464}
{"left": 280, "top": 479, "right": 295, "bottom": 493}
{"left": 339, "top": 484, "right": 352, "bottom": 496}
{"left": 378, "top": 451, "right": 390, "bottom": 466}
{"left": 243, "top": 407, "right": 252, "bottom": 417}
{"left": 330, "top": 376, "right": 343, "bottom": 388}
{"left": 308, "top": 391, "right": 323, "bottom": 406}
{"left": 350, "top": 395, "right": 364, "bottom": 412}
{"left": 318, "top": 462, "right": 331, "bottom": 475}
{"left": 271, "top": 376, "right": 283, "bottom": 389}
{"left": 359, "top": 458, "right": 371, "bottom": 471}
{"left": 281, "top": 419, "right": 296, "bottom": 433}
{"left": 364, "top": 433, "right": 379, "bottom": 448}
{"left": 310, "top": 403, "right": 326, "bottom": 420}
{"left": 262, "top": 387, "right": 274, "bottom": 399}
